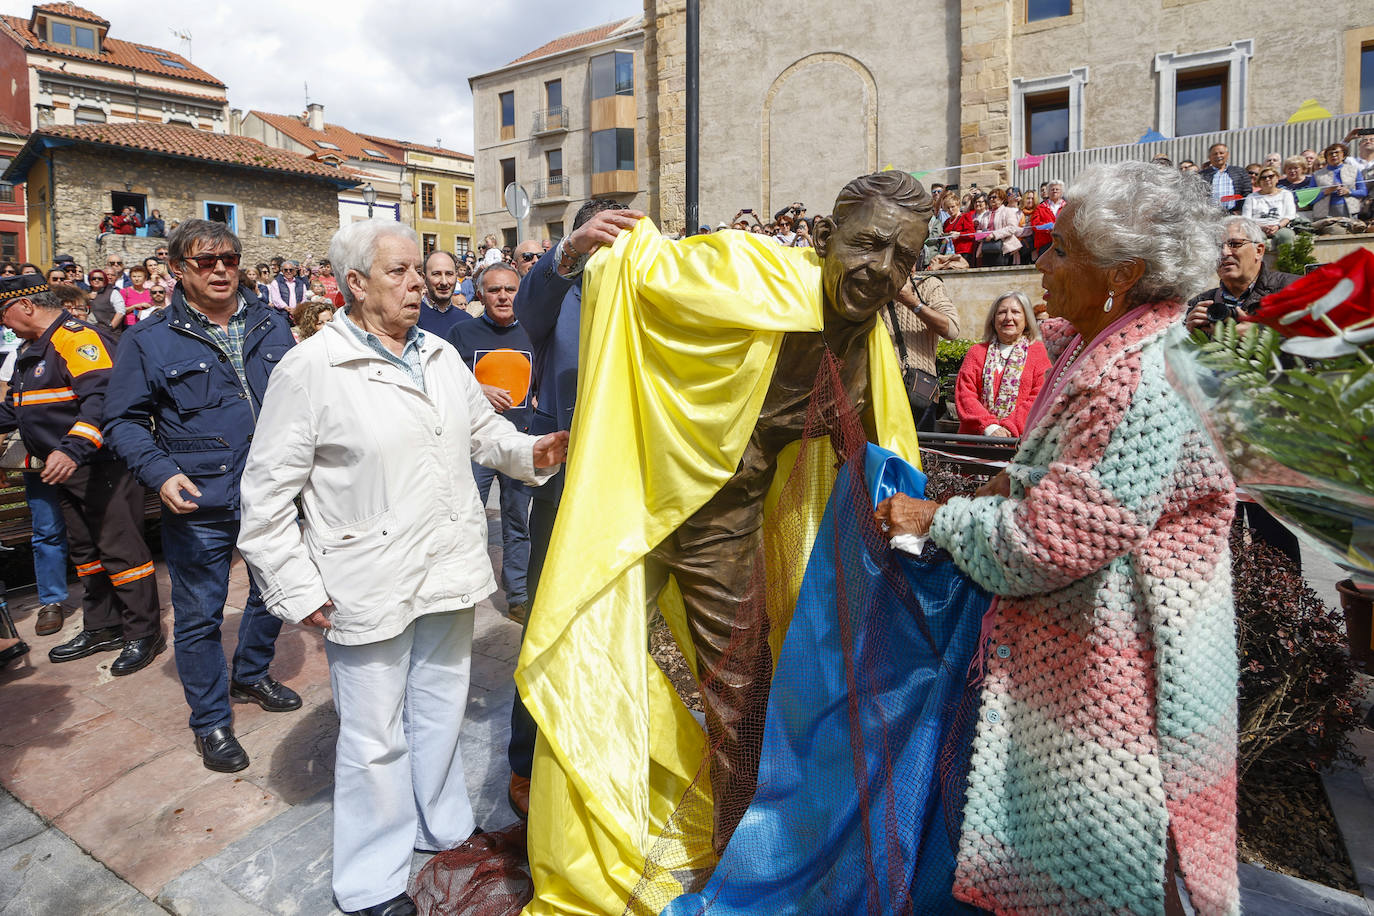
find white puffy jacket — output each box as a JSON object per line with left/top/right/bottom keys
{"left": 237, "top": 315, "right": 553, "bottom": 645}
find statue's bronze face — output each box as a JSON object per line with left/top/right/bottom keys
{"left": 815, "top": 198, "right": 927, "bottom": 323}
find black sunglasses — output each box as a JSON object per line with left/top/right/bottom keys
{"left": 520, "top": 252, "right": 538, "bottom": 262}
{"left": 184, "top": 252, "right": 243, "bottom": 271}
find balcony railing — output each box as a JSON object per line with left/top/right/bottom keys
{"left": 1014, "top": 111, "right": 1373, "bottom": 190}
{"left": 532, "top": 176, "right": 570, "bottom": 201}
{"left": 532, "top": 106, "right": 570, "bottom": 135}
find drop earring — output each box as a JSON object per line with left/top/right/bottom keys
{"left": 1103, "top": 290, "right": 1114, "bottom": 313}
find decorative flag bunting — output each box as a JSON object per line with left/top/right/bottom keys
{"left": 1287, "top": 99, "right": 1332, "bottom": 123}
{"left": 1016, "top": 154, "right": 1045, "bottom": 170}
{"left": 1295, "top": 187, "right": 1323, "bottom": 208}
{"left": 1220, "top": 195, "right": 1243, "bottom": 202}
{"left": 1034, "top": 222, "right": 1055, "bottom": 231}
{"left": 1138, "top": 129, "right": 1168, "bottom": 143}
{"left": 910, "top": 169, "right": 933, "bottom": 180}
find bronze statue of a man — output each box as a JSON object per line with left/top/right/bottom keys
{"left": 649, "top": 172, "right": 932, "bottom": 848}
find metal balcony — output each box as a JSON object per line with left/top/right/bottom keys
{"left": 532, "top": 106, "right": 569, "bottom": 135}
{"left": 532, "top": 176, "right": 571, "bottom": 202}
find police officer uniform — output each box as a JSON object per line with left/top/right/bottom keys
{"left": 0, "top": 275, "right": 163, "bottom": 674}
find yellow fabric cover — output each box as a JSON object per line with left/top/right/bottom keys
{"left": 517, "top": 220, "right": 919, "bottom": 916}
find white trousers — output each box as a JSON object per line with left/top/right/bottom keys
{"left": 325, "top": 609, "right": 476, "bottom": 911}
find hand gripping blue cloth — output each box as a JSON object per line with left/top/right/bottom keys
{"left": 662, "top": 444, "right": 990, "bottom": 916}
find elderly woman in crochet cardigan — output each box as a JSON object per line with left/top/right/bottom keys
{"left": 878, "top": 161, "right": 1238, "bottom": 916}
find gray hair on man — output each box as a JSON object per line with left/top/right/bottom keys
{"left": 167, "top": 218, "right": 242, "bottom": 268}
{"left": 473, "top": 262, "right": 518, "bottom": 296}
{"left": 1064, "top": 160, "right": 1223, "bottom": 306}
{"left": 980, "top": 290, "right": 1041, "bottom": 343}
{"left": 1221, "top": 215, "right": 1266, "bottom": 246}
{"left": 327, "top": 220, "right": 419, "bottom": 308}
{"left": 22, "top": 288, "right": 61, "bottom": 310}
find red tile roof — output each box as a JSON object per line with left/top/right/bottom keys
{"left": 1, "top": 13, "right": 225, "bottom": 87}
{"left": 33, "top": 66, "right": 226, "bottom": 103}
{"left": 32, "top": 2, "right": 106, "bottom": 27}
{"left": 507, "top": 17, "right": 639, "bottom": 66}
{"left": 12, "top": 123, "right": 357, "bottom": 184}
{"left": 357, "top": 132, "right": 473, "bottom": 162}
{"left": 249, "top": 110, "right": 403, "bottom": 165}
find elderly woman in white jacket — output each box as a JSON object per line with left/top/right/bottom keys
{"left": 237, "top": 220, "right": 567, "bottom": 916}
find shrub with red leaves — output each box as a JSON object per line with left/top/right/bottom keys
{"left": 1233, "top": 523, "right": 1367, "bottom": 778}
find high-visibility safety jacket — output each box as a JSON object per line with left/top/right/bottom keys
{"left": 0, "top": 312, "right": 116, "bottom": 464}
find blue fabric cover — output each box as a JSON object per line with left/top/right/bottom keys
{"left": 662, "top": 444, "right": 990, "bottom": 915}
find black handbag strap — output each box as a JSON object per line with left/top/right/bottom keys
{"left": 886, "top": 301, "right": 912, "bottom": 371}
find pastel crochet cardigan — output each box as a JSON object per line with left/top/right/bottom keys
{"left": 930, "top": 303, "right": 1239, "bottom": 915}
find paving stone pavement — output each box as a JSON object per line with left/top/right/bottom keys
{"left": 2, "top": 509, "right": 1373, "bottom": 913}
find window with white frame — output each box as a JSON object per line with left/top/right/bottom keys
{"left": 1153, "top": 41, "right": 1252, "bottom": 138}
{"left": 1011, "top": 68, "right": 1088, "bottom": 158}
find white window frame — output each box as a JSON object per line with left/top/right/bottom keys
{"left": 1011, "top": 67, "right": 1088, "bottom": 158}
{"left": 1153, "top": 40, "right": 1253, "bottom": 138}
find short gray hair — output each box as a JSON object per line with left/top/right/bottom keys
{"left": 474, "top": 262, "right": 518, "bottom": 296}
{"left": 327, "top": 220, "right": 418, "bottom": 308}
{"left": 1064, "top": 161, "right": 1223, "bottom": 307}
{"left": 1046, "top": 178, "right": 1065, "bottom": 190}
{"left": 26, "top": 288, "right": 61, "bottom": 310}
{"left": 1222, "top": 215, "right": 1265, "bottom": 246}
{"left": 981, "top": 290, "right": 1040, "bottom": 343}
{"left": 167, "top": 219, "right": 241, "bottom": 268}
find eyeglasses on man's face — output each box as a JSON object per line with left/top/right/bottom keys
{"left": 184, "top": 252, "right": 242, "bottom": 271}
{"left": 1222, "top": 239, "right": 1255, "bottom": 252}
{"left": 107, "top": 260, "right": 123, "bottom": 267}
{"left": 519, "top": 252, "right": 538, "bottom": 262}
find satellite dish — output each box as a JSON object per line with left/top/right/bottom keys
{"left": 504, "top": 183, "right": 531, "bottom": 220}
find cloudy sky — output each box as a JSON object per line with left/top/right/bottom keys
{"left": 81, "top": 0, "right": 639, "bottom": 152}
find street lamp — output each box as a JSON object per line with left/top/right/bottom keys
{"left": 361, "top": 182, "right": 377, "bottom": 219}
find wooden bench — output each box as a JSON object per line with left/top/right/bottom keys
{"left": 0, "top": 478, "right": 162, "bottom": 547}
{"left": 918, "top": 431, "right": 1018, "bottom": 477}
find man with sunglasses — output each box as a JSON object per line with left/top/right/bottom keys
{"left": 0, "top": 274, "right": 164, "bottom": 673}
{"left": 267, "top": 259, "right": 308, "bottom": 313}
{"left": 418, "top": 249, "right": 471, "bottom": 337}
{"left": 512, "top": 240, "right": 542, "bottom": 279}
{"left": 104, "top": 219, "right": 301, "bottom": 774}
{"left": 106, "top": 256, "right": 129, "bottom": 289}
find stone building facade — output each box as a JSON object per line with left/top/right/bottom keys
{"left": 643, "top": 0, "right": 1374, "bottom": 220}
{"left": 469, "top": 17, "right": 649, "bottom": 247}
{"left": 4, "top": 123, "right": 355, "bottom": 268}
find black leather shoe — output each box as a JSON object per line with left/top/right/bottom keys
{"left": 230, "top": 675, "right": 302, "bottom": 712}
{"left": 0, "top": 640, "right": 29, "bottom": 670}
{"left": 195, "top": 725, "right": 249, "bottom": 773}
{"left": 48, "top": 626, "right": 123, "bottom": 663}
{"left": 345, "top": 892, "right": 416, "bottom": 916}
{"left": 110, "top": 633, "right": 166, "bottom": 677}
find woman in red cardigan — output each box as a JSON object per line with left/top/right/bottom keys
{"left": 954, "top": 290, "right": 1050, "bottom": 436}
{"left": 943, "top": 193, "right": 985, "bottom": 263}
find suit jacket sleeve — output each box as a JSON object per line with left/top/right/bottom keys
{"left": 515, "top": 248, "right": 575, "bottom": 347}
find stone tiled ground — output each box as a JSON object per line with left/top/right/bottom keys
{"left": 1, "top": 519, "right": 1372, "bottom": 914}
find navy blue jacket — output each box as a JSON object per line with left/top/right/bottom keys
{"left": 513, "top": 247, "right": 580, "bottom": 503}
{"left": 446, "top": 314, "right": 533, "bottom": 433}
{"left": 102, "top": 288, "right": 295, "bottom": 518}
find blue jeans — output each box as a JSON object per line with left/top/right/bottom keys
{"left": 24, "top": 473, "right": 69, "bottom": 605}
{"left": 471, "top": 462, "right": 531, "bottom": 606}
{"left": 508, "top": 496, "right": 556, "bottom": 777}
{"left": 161, "top": 513, "right": 283, "bottom": 736}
